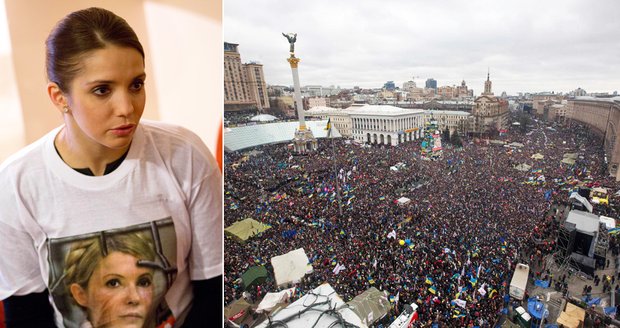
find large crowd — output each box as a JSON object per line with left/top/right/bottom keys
{"left": 224, "top": 116, "right": 620, "bottom": 327}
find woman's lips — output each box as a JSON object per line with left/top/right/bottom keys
{"left": 110, "top": 124, "right": 136, "bottom": 137}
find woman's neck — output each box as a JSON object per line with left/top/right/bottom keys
{"left": 54, "top": 127, "right": 130, "bottom": 176}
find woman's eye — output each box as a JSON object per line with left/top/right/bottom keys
{"left": 131, "top": 80, "right": 144, "bottom": 91}
{"left": 105, "top": 279, "right": 121, "bottom": 288}
{"left": 137, "top": 276, "right": 152, "bottom": 287}
{"left": 93, "top": 86, "right": 110, "bottom": 96}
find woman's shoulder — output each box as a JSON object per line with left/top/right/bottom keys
{"left": 139, "top": 120, "right": 216, "bottom": 166}
{"left": 140, "top": 120, "right": 204, "bottom": 148}
{"left": 0, "top": 128, "right": 58, "bottom": 177}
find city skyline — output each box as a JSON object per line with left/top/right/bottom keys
{"left": 224, "top": 0, "right": 620, "bottom": 96}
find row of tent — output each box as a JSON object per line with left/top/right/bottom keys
{"left": 513, "top": 153, "right": 581, "bottom": 172}
{"left": 235, "top": 248, "right": 314, "bottom": 290}
{"left": 225, "top": 283, "right": 395, "bottom": 328}
{"left": 226, "top": 243, "right": 398, "bottom": 327}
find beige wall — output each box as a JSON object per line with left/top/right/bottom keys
{"left": 0, "top": 0, "right": 22, "bottom": 161}
{"left": 568, "top": 99, "right": 620, "bottom": 180}
{"left": 144, "top": 0, "right": 222, "bottom": 153}
{"left": 1, "top": 0, "right": 221, "bottom": 161}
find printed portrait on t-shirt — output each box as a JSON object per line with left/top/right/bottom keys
{"left": 47, "top": 218, "right": 177, "bottom": 328}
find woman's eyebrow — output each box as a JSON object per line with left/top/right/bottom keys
{"left": 84, "top": 73, "right": 147, "bottom": 86}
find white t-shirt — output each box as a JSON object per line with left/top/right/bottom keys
{"left": 0, "top": 120, "right": 222, "bottom": 327}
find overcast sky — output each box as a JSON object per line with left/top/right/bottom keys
{"left": 224, "top": 0, "right": 620, "bottom": 96}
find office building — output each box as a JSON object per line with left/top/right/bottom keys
{"left": 224, "top": 42, "right": 270, "bottom": 112}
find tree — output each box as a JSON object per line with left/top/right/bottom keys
{"left": 516, "top": 111, "right": 531, "bottom": 133}
{"left": 451, "top": 132, "right": 463, "bottom": 147}
{"left": 443, "top": 128, "right": 450, "bottom": 143}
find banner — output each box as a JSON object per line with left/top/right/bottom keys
{"left": 387, "top": 230, "right": 397, "bottom": 239}
{"left": 333, "top": 263, "right": 346, "bottom": 275}
{"left": 451, "top": 299, "right": 466, "bottom": 309}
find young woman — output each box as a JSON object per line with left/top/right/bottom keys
{"left": 0, "top": 7, "right": 222, "bottom": 327}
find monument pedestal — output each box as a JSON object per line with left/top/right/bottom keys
{"left": 293, "top": 127, "right": 317, "bottom": 153}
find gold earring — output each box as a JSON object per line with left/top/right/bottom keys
{"left": 63, "top": 106, "right": 69, "bottom": 113}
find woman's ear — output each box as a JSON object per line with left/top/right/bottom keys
{"left": 47, "top": 82, "right": 69, "bottom": 114}
{"left": 70, "top": 283, "right": 88, "bottom": 307}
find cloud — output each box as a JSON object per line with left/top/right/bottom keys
{"left": 225, "top": 0, "right": 620, "bottom": 94}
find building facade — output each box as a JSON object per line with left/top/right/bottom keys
{"left": 471, "top": 73, "right": 509, "bottom": 135}
{"left": 566, "top": 97, "right": 620, "bottom": 179}
{"left": 224, "top": 42, "right": 270, "bottom": 112}
{"left": 546, "top": 101, "right": 567, "bottom": 122}
{"left": 244, "top": 62, "right": 270, "bottom": 111}
{"left": 403, "top": 80, "right": 417, "bottom": 91}
{"left": 305, "top": 106, "right": 353, "bottom": 137}
{"left": 349, "top": 106, "right": 426, "bottom": 146}
{"left": 426, "top": 110, "right": 471, "bottom": 136}
{"left": 307, "top": 97, "right": 331, "bottom": 109}
{"left": 435, "top": 81, "right": 473, "bottom": 100}
{"left": 456, "top": 80, "right": 474, "bottom": 98}
{"left": 532, "top": 93, "right": 563, "bottom": 117}
{"left": 425, "top": 78, "right": 437, "bottom": 90}
{"left": 384, "top": 81, "right": 396, "bottom": 91}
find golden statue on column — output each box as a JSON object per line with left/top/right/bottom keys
{"left": 282, "top": 32, "right": 316, "bottom": 153}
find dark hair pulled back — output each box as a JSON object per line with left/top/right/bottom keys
{"left": 46, "top": 7, "right": 144, "bottom": 92}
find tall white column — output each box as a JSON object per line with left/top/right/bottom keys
{"left": 287, "top": 56, "right": 306, "bottom": 130}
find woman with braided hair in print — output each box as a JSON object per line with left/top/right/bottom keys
{"left": 62, "top": 232, "right": 171, "bottom": 328}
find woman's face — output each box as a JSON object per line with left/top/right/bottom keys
{"left": 71, "top": 251, "right": 154, "bottom": 328}
{"left": 64, "top": 45, "right": 146, "bottom": 152}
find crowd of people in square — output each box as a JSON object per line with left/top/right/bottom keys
{"left": 224, "top": 115, "right": 620, "bottom": 327}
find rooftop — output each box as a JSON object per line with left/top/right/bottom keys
{"left": 574, "top": 96, "right": 620, "bottom": 103}
{"left": 345, "top": 105, "right": 425, "bottom": 116}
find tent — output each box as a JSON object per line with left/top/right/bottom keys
{"left": 225, "top": 298, "right": 252, "bottom": 325}
{"left": 256, "top": 287, "right": 295, "bottom": 313}
{"left": 514, "top": 163, "right": 532, "bottom": 172}
{"left": 562, "top": 153, "right": 578, "bottom": 165}
{"left": 397, "top": 197, "right": 411, "bottom": 206}
{"left": 600, "top": 216, "right": 616, "bottom": 230}
{"left": 527, "top": 297, "right": 546, "bottom": 320}
{"left": 556, "top": 302, "right": 585, "bottom": 328}
{"left": 242, "top": 266, "right": 268, "bottom": 290}
{"left": 562, "top": 157, "right": 576, "bottom": 165}
{"left": 255, "top": 283, "right": 365, "bottom": 328}
{"left": 531, "top": 153, "right": 545, "bottom": 160}
{"left": 225, "top": 218, "right": 271, "bottom": 243}
{"left": 347, "top": 287, "right": 392, "bottom": 326}
{"left": 271, "top": 248, "right": 313, "bottom": 287}
{"left": 564, "top": 153, "right": 579, "bottom": 159}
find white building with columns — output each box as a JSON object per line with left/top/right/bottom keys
{"left": 348, "top": 105, "right": 426, "bottom": 146}
{"left": 306, "top": 105, "right": 470, "bottom": 146}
